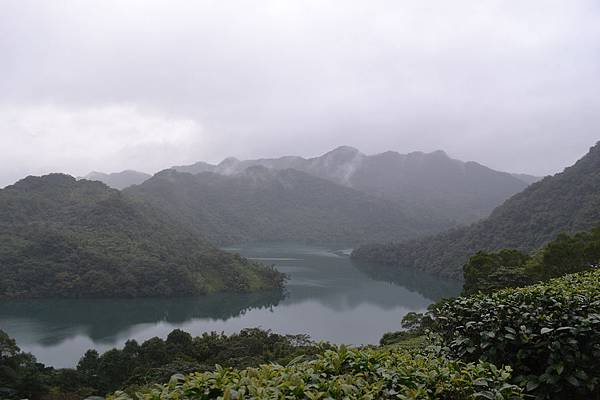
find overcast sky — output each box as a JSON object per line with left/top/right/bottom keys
{"left": 1, "top": 0, "right": 599, "bottom": 187}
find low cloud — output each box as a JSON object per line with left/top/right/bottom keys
{"left": 0, "top": 104, "right": 204, "bottom": 186}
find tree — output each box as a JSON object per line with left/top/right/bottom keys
{"left": 462, "top": 249, "right": 532, "bottom": 294}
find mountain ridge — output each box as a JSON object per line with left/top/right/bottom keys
{"left": 171, "top": 146, "right": 536, "bottom": 224}
{"left": 352, "top": 142, "right": 600, "bottom": 279}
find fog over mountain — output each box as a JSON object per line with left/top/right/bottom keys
{"left": 82, "top": 170, "right": 151, "bottom": 190}
{"left": 125, "top": 166, "right": 451, "bottom": 246}
{"left": 173, "top": 146, "right": 536, "bottom": 224}
{"left": 353, "top": 142, "right": 600, "bottom": 279}
{"left": 1, "top": 1, "right": 599, "bottom": 187}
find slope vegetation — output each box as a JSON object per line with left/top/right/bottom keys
{"left": 433, "top": 269, "right": 600, "bottom": 399}
{"left": 352, "top": 142, "right": 600, "bottom": 279}
{"left": 0, "top": 174, "right": 284, "bottom": 298}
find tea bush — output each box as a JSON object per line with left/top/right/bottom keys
{"left": 433, "top": 269, "right": 600, "bottom": 399}
{"left": 109, "top": 347, "right": 523, "bottom": 400}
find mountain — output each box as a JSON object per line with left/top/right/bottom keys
{"left": 172, "top": 146, "right": 531, "bottom": 224}
{"left": 511, "top": 173, "right": 542, "bottom": 185}
{"left": 82, "top": 170, "right": 151, "bottom": 189}
{"left": 0, "top": 174, "right": 284, "bottom": 298}
{"left": 352, "top": 142, "right": 600, "bottom": 279}
{"left": 125, "top": 166, "right": 453, "bottom": 246}
{"left": 170, "top": 161, "right": 216, "bottom": 175}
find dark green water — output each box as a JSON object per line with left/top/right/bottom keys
{"left": 0, "top": 242, "right": 461, "bottom": 368}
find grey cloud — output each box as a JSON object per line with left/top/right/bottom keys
{"left": 0, "top": 0, "right": 599, "bottom": 187}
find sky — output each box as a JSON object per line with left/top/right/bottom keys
{"left": 1, "top": 0, "right": 599, "bottom": 187}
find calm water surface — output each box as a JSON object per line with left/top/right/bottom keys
{"left": 0, "top": 242, "right": 460, "bottom": 367}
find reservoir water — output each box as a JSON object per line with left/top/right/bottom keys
{"left": 0, "top": 242, "right": 461, "bottom": 368}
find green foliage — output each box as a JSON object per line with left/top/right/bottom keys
{"left": 379, "top": 333, "right": 430, "bottom": 354}
{"left": 0, "top": 328, "right": 327, "bottom": 399}
{"left": 532, "top": 228, "right": 600, "bottom": 279}
{"left": 432, "top": 269, "right": 600, "bottom": 399}
{"left": 463, "top": 226, "right": 600, "bottom": 294}
{"left": 379, "top": 331, "right": 417, "bottom": 346}
{"left": 80, "top": 328, "right": 326, "bottom": 394}
{"left": 109, "top": 347, "right": 523, "bottom": 400}
{"left": 352, "top": 142, "right": 600, "bottom": 279}
{"left": 0, "top": 174, "right": 285, "bottom": 298}
{"left": 462, "top": 249, "right": 533, "bottom": 295}
{"left": 0, "top": 330, "right": 53, "bottom": 400}
{"left": 379, "top": 308, "right": 437, "bottom": 350}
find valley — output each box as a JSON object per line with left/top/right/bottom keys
{"left": 3, "top": 3, "right": 598, "bottom": 397}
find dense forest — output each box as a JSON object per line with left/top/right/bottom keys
{"left": 0, "top": 174, "right": 284, "bottom": 298}
{"left": 462, "top": 225, "right": 600, "bottom": 294}
{"left": 352, "top": 142, "right": 600, "bottom": 279}
{"left": 172, "top": 145, "right": 533, "bottom": 224}
{"left": 125, "top": 166, "right": 451, "bottom": 246}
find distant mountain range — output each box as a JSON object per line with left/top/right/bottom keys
{"left": 82, "top": 170, "right": 151, "bottom": 190}
{"left": 171, "top": 146, "right": 540, "bottom": 224}
{"left": 77, "top": 146, "right": 543, "bottom": 250}
{"left": 352, "top": 142, "right": 600, "bottom": 279}
{"left": 0, "top": 174, "right": 284, "bottom": 298}
{"left": 125, "top": 166, "right": 452, "bottom": 246}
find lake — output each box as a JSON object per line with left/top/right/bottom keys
{"left": 0, "top": 242, "right": 461, "bottom": 368}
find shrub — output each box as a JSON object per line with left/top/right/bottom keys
{"left": 109, "top": 347, "right": 523, "bottom": 400}
{"left": 433, "top": 269, "right": 600, "bottom": 399}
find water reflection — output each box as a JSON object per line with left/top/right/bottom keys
{"left": 351, "top": 259, "right": 462, "bottom": 301}
{"left": 0, "top": 290, "right": 284, "bottom": 345}
{"left": 0, "top": 242, "right": 460, "bottom": 367}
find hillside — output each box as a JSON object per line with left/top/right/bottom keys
{"left": 352, "top": 142, "right": 600, "bottom": 279}
{"left": 0, "top": 174, "right": 284, "bottom": 298}
{"left": 126, "top": 166, "right": 452, "bottom": 246}
{"left": 82, "top": 170, "right": 151, "bottom": 189}
{"left": 173, "top": 146, "right": 532, "bottom": 224}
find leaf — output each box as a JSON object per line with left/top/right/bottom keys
{"left": 526, "top": 380, "right": 540, "bottom": 392}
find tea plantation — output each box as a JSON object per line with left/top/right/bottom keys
{"left": 109, "top": 347, "right": 523, "bottom": 400}
{"left": 433, "top": 269, "right": 600, "bottom": 399}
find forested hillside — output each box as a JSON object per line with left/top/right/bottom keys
{"left": 0, "top": 174, "right": 284, "bottom": 298}
{"left": 126, "top": 166, "right": 451, "bottom": 246}
{"left": 173, "top": 146, "right": 533, "bottom": 224}
{"left": 352, "top": 142, "right": 600, "bottom": 279}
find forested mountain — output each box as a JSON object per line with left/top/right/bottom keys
{"left": 0, "top": 174, "right": 284, "bottom": 298}
{"left": 126, "top": 166, "right": 452, "bottom": 246}
{"left": 82, "top": 170, "right": 151, "bottom": 189}
{"left": 172, "top": 146, "right": 532, "bottom": 223}
{"left": 352, "top": 142, "right": 600, "bottom": 279}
